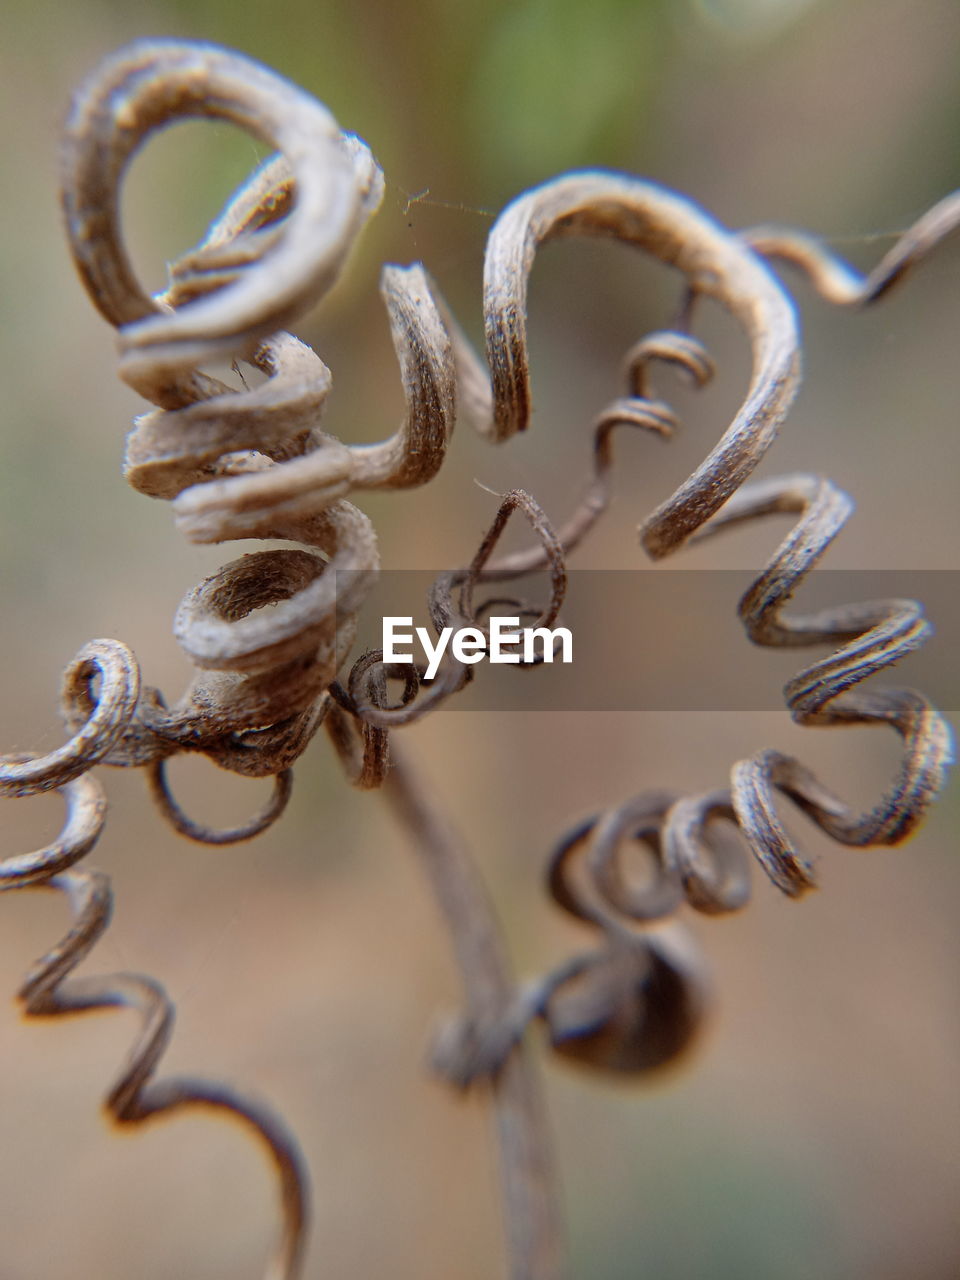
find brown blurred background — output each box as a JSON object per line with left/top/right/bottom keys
{"left": 1, "top": 0, "right": 958, "bottom": 1276}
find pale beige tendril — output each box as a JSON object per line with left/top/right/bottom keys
{"left": 1, "top": 726, "right": 308, "bottom": 1279}
{"left": 344, "top": 171, "right": 806, "bottom": 725}
{"left": 61, "top": 40, "right": 433, "bottom": 816}
{"left": 548, "top": 469, "right": 953, "bottom": 918}
{"left": 676, "top": 473, "right": 953, "bottom": 897}
{"left": 18, "top": 866, "right": 307, "bottom": 1280}
{"left": 443, "top": 170, "right": 802, "bottom": 559}
{"left": 0, "top": 639, "right": 139, "bottom": 799}
{"left": 741, "top": 191, "right": 960, "bottom": 304}
{"left": 423, "top": 274, "right": 955, "bottom": 1094}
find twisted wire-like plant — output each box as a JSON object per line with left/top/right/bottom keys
{"left": 2, "top": 37, "right": 954, "bottom": 1280}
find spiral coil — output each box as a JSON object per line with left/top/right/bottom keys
{"left": 438, "top": 470, "right": 953, "bottom": 1083}
{"left": 1, "top": 644, "right": 308, "bottom": 1279}
{"left": 61, "top": 41, "right": 466, "bottom": 831}
{"left": 19, "top": 865, "right": 309, "bottom": 1280}
{"left": 543, "top": 468, "right": 951, "bottom": 928}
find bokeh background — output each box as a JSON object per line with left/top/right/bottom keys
{"left": 1, "top": 1, "right": 958, "bottom": 1277}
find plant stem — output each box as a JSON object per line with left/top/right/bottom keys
{"left": 383, "top": 739, "right": 564, "bottom": 1280}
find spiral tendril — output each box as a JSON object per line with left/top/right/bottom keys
{"left": 61, "top": 41, "right": 465, "bottom": 836}
{"left": 1, "top": 659, "right": 310, "bottom": 1280}
{"left": 7, "top": 33, "right": 953, "bottom": 1280}
{"left": 426, "top": 209, "right": 957, "bottom": 1086}
{"left": 511, "top": 472, "right": 953, "bottom": 1078}
{"left": 17, "top": 865, "right": 308, "bottom": 1280}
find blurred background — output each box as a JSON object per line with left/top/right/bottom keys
{"left": 1, "top": 0, "right": 958, "bottom": 1276}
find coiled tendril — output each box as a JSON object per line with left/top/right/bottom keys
{"left": 544, "top": 470, "right": 951, "bottom": 923}
{"left": 6, "top": 32, "right": 952, "bottom": 1280}
{"left": 61, "top": 41, "right": 818, "bottom": 834}
{"left": 17, "top": 863, "right": 308, "bottom": 1280}
{"left": 1, "top": 651, "right": 308, "bottom": 1279}
{"left": 61, "top": 40, "right": 463, "bottom": 836}
{"left": 426, "top": 211, "right": 958, "bottom": 1085}
{"left": 440, "top": 465, "right": 953, "bottom": 1081}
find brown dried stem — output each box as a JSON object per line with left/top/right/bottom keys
{"left": 384, "top": 741, "right": 564, "bottom": 1280}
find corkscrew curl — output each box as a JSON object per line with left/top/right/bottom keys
{"left": 667, "top": 472, "right": 953, "bottom": 901}
{"left": 338, "top": 166, "right": 812, "bottom": 734}
{"left": 2, "top": 699, "right": 309, "bottom": 1279}
{"left": 16, "top": 865, "right": 308, "bottom": 1280}
{"left": 543, "top": 471, "right": 952, "bottom": 941}
{"left": 61, "top": 41, "right": 463, "bottom": 837}
{"left": 337, "top": 486, "right": 569, "bottom": 731}
{"left": 429, "top": 194, "right": 958, "bottom": 1086}
{"left": 440, "top": 168, "right": 803, "bottom": 559}
{"left": 0, "top": 639, "right": 140, "bottom": 800}
{"left": 60, "top": 42, "right": 842, "bottom": 829}
{"left": 445, "top": 465, "right": 953, "bottom": 1080}
{"left": 434, "top": 818, "right": 712, "bottom": 1089}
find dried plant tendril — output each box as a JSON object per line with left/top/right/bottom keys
{"left": 19, "top": 868, "right": 308, "bottom": 1280}
{"left": 1, "top": 639, "right": 140, "bottom": 798}
{"left": 0, "top": 31, "right": 951, "bottom": 1280}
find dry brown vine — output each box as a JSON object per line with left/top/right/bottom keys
{"left": 1, "top": 34, "right": 955, "bottom": 1280}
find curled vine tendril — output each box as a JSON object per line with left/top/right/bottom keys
{"left": 545, "top": 469, "right": 952, "bottom": 922}
{"left": 1, "top": 713, "right": 308, "bottom": 1278}
{"left": 741, "top": 191, "right": 960, "bottom": 305}
{"left": 19, "top": 866, "right": 308, "bottom": 1280}
{"left": 3, "top": 33, "right": 955, "bottom": 1280}
{"left": 442, "top": 470, "right": 953, "bottom": 1079}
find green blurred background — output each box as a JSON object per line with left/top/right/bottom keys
{"left": 0, "top": 1, "right": 958, "bottom": 1277}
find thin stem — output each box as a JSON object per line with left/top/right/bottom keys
{"left": 383, "top": 739, "right": 564, "bottom": 1280}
